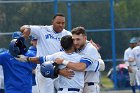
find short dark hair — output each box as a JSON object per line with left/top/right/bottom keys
{"left": 61, "top": 35, "right": 73, "bottom": 51}
{"left": 53, "top": 13, "right": 65, "bottom": 20}
{"left": 71, "top": 26, "right": 87, "bottom": 36}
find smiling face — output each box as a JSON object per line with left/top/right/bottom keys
{"left": 52, "top": 16, "right": 65, "bottom": 33}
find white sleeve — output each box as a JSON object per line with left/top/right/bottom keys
{"left": 39, "top": 52, "right": 62, "bottom": 64}
{"left": 85, "top": 60, "right": 100, "bottom": 72}
{"left": 124, "top": 50, "right": 130, "bottom": 66}
{"left": 83, "top": 46, "right": 101, "bottom": 72}
{"left": 124, "top": 50, "right": 129, "bottom": 61}
{"left": 29, "top": 25, "right": 42, "bottom": 39}
{"left": 83, "top": 55, "right": 104, "bottom": 72}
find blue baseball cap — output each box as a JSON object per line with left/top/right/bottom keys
{"left": 31, "top": 36, "right": 37, "bottom": 41}
{"left": 12, "top": 31, "right": 22, "bottom": 39}
{"left": 129, "top": 37, "right": 137, "bottom": 43}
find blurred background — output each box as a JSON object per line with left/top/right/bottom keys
{"left": 0, "top": 0, "right": 140, "bottom": 92}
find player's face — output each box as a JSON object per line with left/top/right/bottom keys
{"left": 52, "top": 16, "right": 65, "bottom": 33}
{"left": 31, "top": 40, "right": 37, "bottom": 46}
{"left": 130, "top": 43, "right": 137, "bottom": 48}
{"left": 72, "top": 34, "right": 87, "bottom": 49}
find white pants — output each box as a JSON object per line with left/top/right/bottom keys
{"left": 36, "top": 65, "right": 54, "bottom": 93}
{"left": 83, "top": 83, "right": 100, "bottom": 93}
{"left": 32, "top": 85, "right": 39, "bottom": 93}
{"left": 129, "top": 66, "right": 137, "bottom": 86}
{"left": 0, "top": 76, "right": 4, "bottom": 89}
{"left": 136, "top": 69, "right": 140, "bottom": 86}
{"left": 57, "top": 88, "right": 83, "bottom": 93}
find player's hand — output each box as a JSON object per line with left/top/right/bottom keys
{"left": 15, "top": 55, "right": 28, "bottom": 62}
{"left": 128, "top": 66, "right": 133, "bottom": 73}
{"left": 54, "top": 58, "right": 64, "bottom": 64}
{"left": 59, "top": 68, "right": 75, "bottom": 79}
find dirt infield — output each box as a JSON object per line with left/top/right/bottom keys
{"left": 101, "top": 90, "right": 136, "bottom": 93}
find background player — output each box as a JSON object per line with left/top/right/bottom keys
{"left": 20, "top": 13, "right": 72, "bottom": 93}
{"left": 26, "top": 36, "right": 38, "bottom": 93}
{"left": 129, "top": 37, "right": 140, "bottom": 93}
{"left": 124, "top": 37, "right": 137, "bottom": 93}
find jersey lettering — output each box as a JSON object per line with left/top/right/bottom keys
{"left": 45, "top": 34, "right": 61, "bottom": 41}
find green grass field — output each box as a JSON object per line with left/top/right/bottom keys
{"left": 100, "top": 72, "right": 114, "bottom": 90}
{"left": 100, "top": 72, "right": 136, "bottom": 93}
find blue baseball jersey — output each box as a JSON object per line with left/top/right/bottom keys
{"left": 26, "top": 46, "right": 37, "bottom": 86}
{"left": 0, "top": 51, "right": 34, "bottom": 93}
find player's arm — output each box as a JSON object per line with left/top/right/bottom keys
{"left": 55, "top": 57, "right": 92, "bottom": 72}
{"left": 128, "top": 50, "right": 135, "bottom": 62}
{"left": 64, "top": 61, "right": 87, "bottom": 71}
{"left": 124, "top": 50, "right": 130, "bottom": 66}
{"left": 16, "top": 53, "right": 57, "bottom": 64}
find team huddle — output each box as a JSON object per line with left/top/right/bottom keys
{"left": 0, "top": 13, "right": 105, "bottom": 93}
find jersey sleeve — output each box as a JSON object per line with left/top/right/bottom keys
{"left": 80, "top": 54, "right": 100, "bottom": 72}
{"left": 39, "top": 52, "right": 60, "bottom": 64}
{"left": 124, "top": 50, "right": 129, "bottom": 62}
{"left": 124, "top": 49, "right": 130, "bottom": 66}
{"left": 29, "top": 25, "right": 42, "bottom": 39}
{"left": 82, "top": 44, "right": 100, "bottom": 72}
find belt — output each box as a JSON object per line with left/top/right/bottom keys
{"left": 130, "top": 65, "right": 137, "bottom": 66}
{"left": 87, "top": 82, "right": 95, "bottom": 86}
{"left": 58, "top": 88, "right": 80, "bottom": 92}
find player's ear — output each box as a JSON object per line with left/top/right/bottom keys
{"left": 84, "top": 36, "right": 87, "bottom": 41}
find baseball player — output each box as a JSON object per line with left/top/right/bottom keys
{"left": 124, "top": 37, "right": 138, "bottom": 93}
{"left": 0, "top": 37, "right": 34, "bottom": 93}
{"left": 129, "top": 38, "right": 140, "bottom": 93}
{"left": 13, "top": 32, "right": 38, "bottom": 93}
{"left": 20, "top": 13, "right": 71, "bottom": 93}
{"left": 61, "top": 27, "right": 104, "bottom": 93}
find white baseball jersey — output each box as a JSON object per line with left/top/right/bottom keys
{"left": 124, "top": 47, "right": 136, "bottom": 66}
{"left": 78, "top": 42, "right": 101, "bottom": 93}
{"left": 129, "top": 46, "right": 140, "bottom": 68}
{"left": 41, "top": 52, "right": 85, "bottom": 89}
{"left": 28, "top": 25, "right": 71, "bottom": 93}
{"left": 78, "top": 42, "right": 101, "bottom": 83}
{"left": 29, "top": 25, "right": 71, "bottom": 56}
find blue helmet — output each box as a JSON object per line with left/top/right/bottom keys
{"left": 12, "top": 31, "right": 22, "bottom": 39}
{"left": 40, "top": 61, "right": 55, "bottom": 79}
{"left": 9, "top": 37, "right": 27, "bottom": 57}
